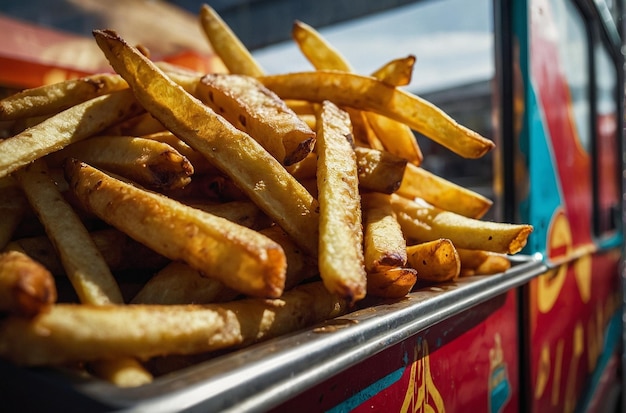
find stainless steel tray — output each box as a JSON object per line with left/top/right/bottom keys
{"left": 1, "top": 254, "right": 547, "bottom": 412}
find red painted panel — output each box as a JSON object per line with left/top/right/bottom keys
{"left": 528, "top": 251, "right": 621, "bottom": 413}
{"left": 275, "top": 290, "right": 519, "bottom": 412}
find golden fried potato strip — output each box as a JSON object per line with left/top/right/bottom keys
{"left": 131, "top": 261, "right": 239, "bottom": 305}
{"left": 199, "top": 4, "right": 264, "bottom": 77}
{"left": 47, "top": 135, "right": 194, "bottom": 190}
{"left": 291, "top": 21, "right": 422, "bottom": 165}
{"left": 66, "top": 160, "right": 287, "bottom": 298}
{"left": 371, "top": 55, "right": 416, "bottom": 87}
{"left": 355, "top": 147, "right": 407, "bottom": 194}
{"left": 362, "top": 192, "right": 407, "bottom": 273}
{"left": 0, "top": 89, "right": 142, "bottom": 179}
{"left": 0, "top": 282, "right": 349, "bottom": 366}
{"left": 260, "top": 71, "right": 495, "bottom": 159}
{"left": 0, "top": 73, "right": 128, "bottom": 121}
{"left": 366, "top": 267, "right": 417, "bottom": 299}
{"left": 0, "top": 250, "right": 57, "bottom": 317}
{"left": 292, "top": 20, "right": 354, "bottom": 72}
{"left": 93, "top": 29, "right": 320, "bottom": 256}
{"left": 390, "top": 194, "right": 532, "bottom": 254}
{"left": 457, "top": 248, "right": 512, "bottom": 277}
{"left": 397, "top": 163, "right": 492, "bottom": 219}
{"left": 197, "top": 74, "right": 315, "bottom": 165}
{"left": 316, "top": 101, "right": 366, "bottom": 303}
{"left": 406, "top": 239, "right": 460, "bottom": 282}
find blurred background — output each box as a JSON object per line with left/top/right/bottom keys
{"left": 0, "top": 0, "right": 623, "bottom": 212}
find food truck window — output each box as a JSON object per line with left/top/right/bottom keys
{"left": 253, "top": 0, "right": 496, "bottom": 215}
{"left": 592, "top": 31, "right": 621, "bottom": 236}
{"left": 549, "top": 0, "right": 592, "bottom": 153}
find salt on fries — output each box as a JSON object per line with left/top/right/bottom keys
{"left": 0, "top": 4, "right": 532, "bottom": 388}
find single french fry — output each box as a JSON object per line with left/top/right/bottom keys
{"left": 142, "top": 131, "right": 219, "bottom": 175}
{"left": 197, "top": 74, "right": 316, "bottom": 165}
{"left": 107, "top": 112, "right": 166, "bottom": 136}
{"left": 0, "top": 73, "right": 128, "bottom": 121}
{"left": 260, "top": 71, "right": 495, "bottom": 159}
{"left": 155, "top": 61, "right": 203, "bottom": 95}
{"left": 0, "top": 281, "right": 349, "bottom": 366}
{"left": 365, "top": 112, "right": 423, "bottom": 166}
{"left": 457, "top": 248, "right": 512, "bottom": 276}
{"left": 406, "top": 239, "right": 460, "bottom": 282}
{"left": 0, "top": 250, "right": 57, "bottom": 317}
{"left": 371, "top": 55, "right": 416, "bottom": 87}
{"left": 131, "top": 261, "right": 239, "bottom": 305}
{"left": 0, "top": 179, "right": 27, "bottom": 250}
{"left": 0, "top": 89, "right": 142, "bottom": 179}
{"left": 89, "top": 358, "right": 153, "bottom": 388}
{"left": 199, "top": 4, "right": 265, "bottom": 77}
{"left": 356, "top": 147, "right": 407, "bottom": 194}
{"left": 292, "top": 20, "right": 354, "bottom": 72}
{"left": 316, "top": 100, "right": 366, "bottom": 303}
{"left": 190, "top": 200, "right": 271, "bottom": 230}
{"left": 65, "top": 159, "right": 287, "bottom": 298}
{"left": 47, "top": 135, "right": 194, "bottom": 190}
{"left": 350, "top": 109, "right": 386, "bottom": 150}
{"left": 362, "top": 192, "right": 407, "bottom": 273}
{"left": 397, "top": 163, "right": 492, "bottom": 219}
{"left": 366, "top": 267, "right": 417, "bottom": 298}
{"left": 390, "top": 194, "right": 532, "bottom": 254}
{"left": 94, "top": 30, "right": 320, "bottom": 256}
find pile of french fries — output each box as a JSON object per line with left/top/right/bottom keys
{"left": 0, "top": 4, "right": 532, "bottom": 387}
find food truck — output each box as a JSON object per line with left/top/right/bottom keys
{"left": 0, "top": 0, "right": 623, "bottom": 411}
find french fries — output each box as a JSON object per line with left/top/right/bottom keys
{"left": 199, "top": 3, "right": 264, "bottom": 77}
{"left": 406, "top": 239, "right": 461, "bottom": 282}
{"left": 0, "top": 250, "right": 57, "bottom": 317}
{"left": 93, "top": 29, "right": 320, "bottom": 256}
{"left": 316, "top": 100, "right": 367, "bottom": 303}
{"left": 390, "top": 194, "right": 532, "bottom": 254}
{"left": 0, "top": 6, "right": 535, "bottom": 389}
{"left": 46, "top": 135, "right": 194, "bottom": 190}
{"left": 362, "top": 192, "right": 407, "bottom": 273}
{"left": 457, "top": 248, "right": 512, "bottom": 276}
{"left": 260, "top": 71, "right": 495, "bottom": 159}
{"left": 65, "top": 159, "right": 287, "bottom": 298}
{"left": 0, "top": 281, "right": 349, "bottom": 366}
{"left": 366, "top": 267, "right": 418, "bottom": 299}
{"left": 371, "top": 55, "right": 417, "bottom": 87}
{"left": 131, "top": 261, "right": 238, "bottom": 305}
{"left": 310, "top": 102, "right": 366, "bottom": 303}
{"left": 291, "top": 20, "right": 423, "bottom": 165}
{"left": 355, "top": 147, "right": 407, "bottom": 194}
{"left": 14, "top": 159, "right": 124, "bottom": 305}
{"left": 197, "top": 73, "right": 316, "bottom": 165}
{"left": 6, "top": 228, "right": 168, "bottom": 276}
{"left": 397, "top": 163, "right": 493, "bottom": 219}
{"left": 0, "top": 89, "right": 142, "bottom": 179}
{"left": 292, "top": 20, "right": 354, "bottom": 72}
{"left": 0, "top": 73, "right": 128, "bottom": 121}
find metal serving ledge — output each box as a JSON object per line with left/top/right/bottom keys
{"left": 2, "top": 253, "right": 547, "bottom": 412}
